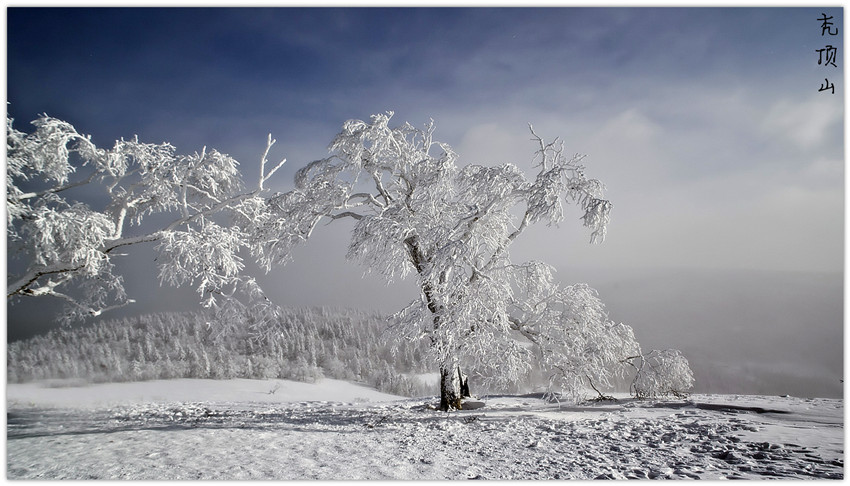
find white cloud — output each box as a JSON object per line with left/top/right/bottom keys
{"left": 435, "top": 91, "right": 843, "bottom": 275}
{"left": 800, "top": 157, "right": 844, "bottom": 183}
{"left": 761, "top": 97, "right": 843, "bottom": 150}
{"left": 455, "top": 122, "right": 535, "bottom": 167}
{"left": 594, "top": 108, "right": 662, "bottom": 144}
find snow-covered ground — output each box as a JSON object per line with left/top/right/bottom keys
{"left": 6, "top": 378, "right": 843, "bottom": 480}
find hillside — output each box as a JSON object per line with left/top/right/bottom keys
{"left": 7, "top": 307, "right": 434, "bottom": 398}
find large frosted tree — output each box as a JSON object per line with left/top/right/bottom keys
{"left": 7, "top": 115, "right": 285, "bottom": 323}
{"left": 7, "top": 112, "right": 692, "bottom": 408}
{"left": 246, "top": 112, "right": 693, "bottom": 410}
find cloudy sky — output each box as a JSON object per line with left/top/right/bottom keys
{"left": 6, "top": 7, "right": 844, "bottom": 396}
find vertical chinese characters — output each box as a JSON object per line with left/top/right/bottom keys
{"left": 817, "top": 13, "right": 839, "bottom": 94}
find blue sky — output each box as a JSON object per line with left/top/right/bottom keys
{"left": 5, "top": 7, "right": 845, "bottom": 396}
{"left": 7, "top": 7, "right": 843, "bottom": 274}
{"left": 6, "top": 5, "right": 844, "bottom": 297}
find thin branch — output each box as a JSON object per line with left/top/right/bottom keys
{"left": 85, "top": 297, "right": 137, "bottom": 317}
{"left": 585, "top": 374, "right": 615, "bottom": 401}
{"left": 327, "top": 211, "right": 364, "bottom": 221}
{"left": 258, "top": 134, "right": 287, "bottom": 191}
{"left": 106, "top": 166, "right": 141, "bottom": 195}
{"left": 43, "top": 285, "right": 136, "bottom": 317}
{"left": 508, "top": 316, "right": 541, "bottom": 344}
{"left": 475, "top": 210, "right": 531, "bottom": 280}
{"left": 371, "top": 171, "right": 393, "bottom": 206}
{"left": 347, "top": 192, "right": 385, "bottom": 209}
{"left": 184, "top": 183, "right": 221, "bottom": 204}
{"left": 528, "top": 124, "right": 561, "bottom": 171}
{"left": 259, "top": 134, "right": 273, "bottom": 189}
{"left": 181, "top": 147, "right": 204, "bottom": 218}
{"left": 262, "top": 157, "right": 287, "bottom": 187}
{"left": 162, "top": 189, "right": 259, "bottom": 233}
{"left": 8, "top": 264, "right": 84, "bottom": 298}
{"left": 102, "top": 232, "right": 164, "bottom": 253}
{"left": 14, "top": 170, "right": 101, "bottom": 201}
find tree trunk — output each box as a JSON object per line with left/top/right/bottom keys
{"left": 405, "top": 235, "right": 471, "bottom": 410}
{"left": 439, "top": 364, "right": 463, "bottom": 411}
{"left": 459, "top": 367, "right": 470, "bottom": 398}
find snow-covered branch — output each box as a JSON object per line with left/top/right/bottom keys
{"left": 258, "top": 134, "right": 287, "bottom": 191}
{"left": 328, "top": 211, "right": 365, "bottom": 221}
{"left": 7, "top": 114, "right": 285, "bottom": 322}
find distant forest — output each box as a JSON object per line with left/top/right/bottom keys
{"left": 7, "top": 307, "right": 435, "bottom": 398}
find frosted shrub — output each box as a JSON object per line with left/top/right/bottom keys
{"left": 629, "top": 349, "right": 695, "bottom": 399}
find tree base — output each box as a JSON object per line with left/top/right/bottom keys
{"left": 438, "top": 365, "right": 467, "bottom": 411}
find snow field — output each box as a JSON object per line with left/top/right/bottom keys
{"left": 6, "top": 378, "right": 402, "bottom": 409}
{"left": 6, "top": 380, "right": 843, "bottom": 480}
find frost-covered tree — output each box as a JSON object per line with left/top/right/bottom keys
{"left": 7, "top": 114, "right": 285, "bottom": 323}
{"left": 627, "top": 349, "right": 695, "bottom": 399}
{"left": 246, "top": 112, "right": 693, "bottom": 410}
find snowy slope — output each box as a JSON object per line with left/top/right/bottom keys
{"left": 6, "top": 379, "right": 843, "bottom": 480}
{"left": 7, "top": 378, "right": 401, "bottom": 408}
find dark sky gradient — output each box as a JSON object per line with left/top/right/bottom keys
{"left": 5, "top": 7, "right": 844, "bottom": 397}
{"left": 8, "top": 8, "right": 842, "bottom": 171}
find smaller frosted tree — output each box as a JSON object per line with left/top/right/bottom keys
{"left": 7, "top": 114, "right": 285, "bottom": 323}
{"left": 247, "top": 112, "right": 693, "bottom": 410}
{"left": 627, "top": 349, "right": 695, "bottom": 398}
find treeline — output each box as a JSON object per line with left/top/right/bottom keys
{"left": 7, "top": 307, "right": 435, "bottom": 397}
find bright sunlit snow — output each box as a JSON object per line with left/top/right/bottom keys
{"left": 7, "top": 379, "right": 843, "bottom": 480}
